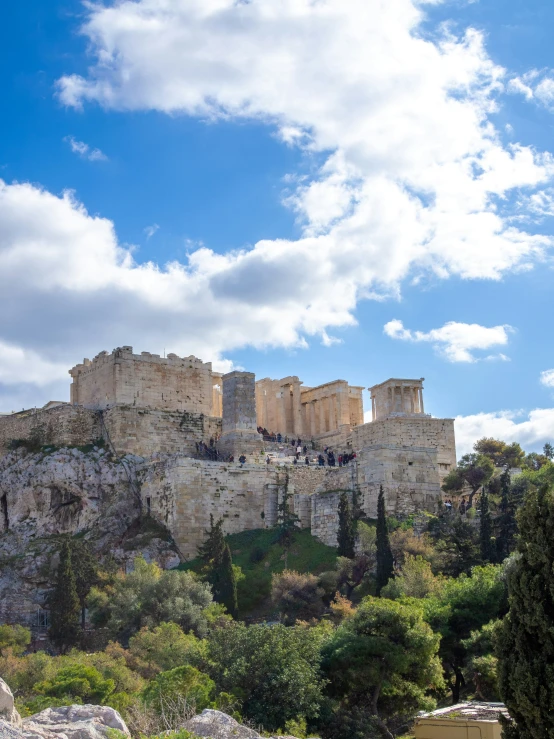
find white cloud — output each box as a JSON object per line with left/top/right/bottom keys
{"left": 54, "top": 0, "right": 554, "bottom": 291}
{"left": 64, "top": 135, "right": 108, "bottom": 162}
{"left": 540, "top": 369, "right": 554, "bottom": 388}
{"left": 0, "top": 339, "right": 67, "bottom": 386}
{"left": 509, "top": 69, "right": 554, "bottom": 111}
{"left": 3, "top": 0, "right": 554, "bottom": 407}
{"left": 455, "top": 408, "right": 554, "bottom": 457}
{"left": 383, "top": 319, "right": 514, "bottom": 362}
{"left": 144, "top": 223, "right": 160, "bottom": 239}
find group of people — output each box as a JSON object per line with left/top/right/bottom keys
{"left": 443, "top": 497, "right": 469, "bottom": 514}
{"left": 318, "top": 448, "right": 357, "bottom": 467}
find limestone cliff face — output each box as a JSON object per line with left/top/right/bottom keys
{"left": 0, "top": 447, "right": 179, "bottom": 626}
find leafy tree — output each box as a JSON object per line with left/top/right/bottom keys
{"left": 523, "top": 452, "right": 550, "bottom": 471}
{"left": 381, "top": 554, "right": 442, "bottom": 600}
{"left": 322, "top": 597, "right": 443, "bottom": 739}
{"left": 543, "top": 442, "right": 554, "bottom": 460}
{"left": 0, "top": 624, "right": 31, "bottom": 657}
{"left": 442, "top": 454, "right": 494, "bottom": 508}
{"left": 208, "top": 622, "right": 328, "bottom": 732}
{"left": 271, "top": 570, "right": 326, "bottom": 624}
{"left": 142, "top": 665, "right": 215, "bottom": 715}
{"left": 337, "top": 492, "right": 355, "bottom": 558}
{"left": 474, "top": 438, "right": 525, "bottom": 469}
{"left": 33, "top": 664, "right": 115, "bottom": 705}
{"left": 49, "top": 539, "right": 81, "bottom": 653}
{"left": 128, "top": 623, "right": 206, "bottom": 679}
{"left": 461, "top": 620, "right": 500, "bottom": 701}
{"left": 496, "top": 483, "right": 554, "bottom": 739}
{"left": 428, "top": 513, "right": 480, "bottom": 576}
{"left": 479, "top": 487, "right": 495, "bottom": 563}
{"left": 426, "top": 564, "right": 507, "bottom": 703}
{"left": 88, "top": 557, "right": 213, "bottom": 639}
{"left": 376, "top": 486, "right": 394, "bottom": 595}
{"left": 198, "top": 518, "right": 238, "bottom": 616}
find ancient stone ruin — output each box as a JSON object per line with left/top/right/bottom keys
{"left": 0, "top": 347, "right": 456, "bottom": 621}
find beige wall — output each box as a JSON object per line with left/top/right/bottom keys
{"left": 69, "top": 346, "right": 215, "bottom": 415}
{"left": 369, "top": 378, "right": 425, "bottom": 420}
{"left": 352, "top": 416, "right": 456, "bottom": 480}
{"left": 0, "top": 404, "right": 101, "bottom": 456}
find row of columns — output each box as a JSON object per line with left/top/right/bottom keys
{"left": 371, "top": 383, "right": 424, "bottom": 421}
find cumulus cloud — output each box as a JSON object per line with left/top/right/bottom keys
{"left": 383, "top": 319, "right": 514, "bottom": 362}
{"left": 3, "top": 0, "right": 554, "bottom": 407}
{"left": 455, "top": 408, "right": 554, "bottom": 457}
{"left": 0, "top": 340, "right": 67, "bottom": 386}
{"left": 540, "top": 369, "right": 554, "bottom": 388}
{"left": 54, "top": 0, "right": 554, "bottom": 290}
{"left": 509, "top": 69, "right": 554, "bottom": 111}
{"left": 64, "top": 135, "right": 108, "bottom": 162}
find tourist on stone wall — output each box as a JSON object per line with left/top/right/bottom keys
{"left": 305, "top": 456, "right": 310, "bottom": 465}
{"left": 338, "top": 455, "right": 343, "bottom": 467}
{"left": 303, "top": 445, "right": 307, "bottom": 454}
{"left": 318, "top": 454, "right": 325, "bottom": 466}
{"left": 239, "top": 454, "right": 246, "bottom": 466}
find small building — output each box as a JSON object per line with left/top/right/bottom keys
{"left": 414, "top": 702, "right": 509, "bottom": 739}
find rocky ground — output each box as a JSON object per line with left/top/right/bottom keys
{"left": 1, "top": 677, "right": 308, "bottom": 739}
{"left": 0, "top": 447, "right": 180, "bottom": 626}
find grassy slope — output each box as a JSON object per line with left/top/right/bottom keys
{"left": 180, "top": 527, "right": 338, "bottom": 619}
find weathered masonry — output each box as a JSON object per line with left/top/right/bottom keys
{"left": 0, "top": 345, "right": 457, "bottom": 557}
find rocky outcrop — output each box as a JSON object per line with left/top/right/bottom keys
{"left": 22, "top": 705, "right": 130, "bottom": 738}
{"left": 0, "top": 447, "right": 179, "bottom": 626}
{"left": 0, "top": 705, "right": 130, "bottom": 739}
{"left": 0, "top": 677, "right": 21, "bottom": 726}
{"left": 184, "top": 709, "right": 314, "bottom": 739}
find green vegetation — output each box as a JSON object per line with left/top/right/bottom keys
{"left": 49, "top": 539, "right": 81, "bottom": 653}
{"left": 337, "top": 492, "right": 355, "bottom": 558}
{"left": 376, "top": 486, "right": 394, "bottom": 595}
{"left": 181, "top": 527, "right": 338, "bottom": 618}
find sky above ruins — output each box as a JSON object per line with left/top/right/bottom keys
{"left": 2, "top": 0, "right": 554, "bottom": 455}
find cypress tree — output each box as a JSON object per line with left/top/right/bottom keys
{"left": 49, "top": 539, "right": 81, "bottom": 653}
{"left": 337, "top": 492, "right": 355, "bottom": 558}
{"left": 375, "top": 486, "right": 394, "bottom": 595}
{"left": 198, "top": 515, "right": 226, "bottom": 565}
{"left": 218, "top": 544, "right": 238, "bottom": 618}
{"left": 479, "top": 487, "right": 495, "bottom": 563}
{"left": 496, "top": 483, "right": 554, "bottom": 738}
{"left": 71, "top": 540, "right": 99, "bottom": 628}
{"left": 496, "top": 469, "right": 517, "bottom": 562}
{"left": 277, "top": 473, "right": 300, "bottom": 568}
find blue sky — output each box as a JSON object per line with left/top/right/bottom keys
{"left": 1, "top": 0, "right": 554, "bottom": 455}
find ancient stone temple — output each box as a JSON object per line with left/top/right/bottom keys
{"left": 0, "top": 346, "right": 457, "bottom": 568}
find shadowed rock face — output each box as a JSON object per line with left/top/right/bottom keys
{"left": 0, "top": 447, "right": 179, "bottom": 625}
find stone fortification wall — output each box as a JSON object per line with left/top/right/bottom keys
{"left": 309, "top": 490, "right": 354, "bottom": 547}
{"left": 69, "top": 346, "right": 216, "bottom": 415}
{"left": 352, "top": 416, "right": 456, "bottom": 479}
{"left": 355, "top": 444, "right": 441, "bottom": 518}
{"left": 0, "top": 405, "right": 101, "bottom": 456}
{"left": 286, "top": 465, "right": 327, "bottom": 496}
{"left": 102, "top": 407, "right": 222, "bottom": 458}
{"left": 141, "top": 458, "right": 291, "bottom": 559}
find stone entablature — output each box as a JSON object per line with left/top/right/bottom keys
{"left": 69, "top": 346, "right": 219, "bottom": 416}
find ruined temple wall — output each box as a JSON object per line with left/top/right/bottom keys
{"left": 70, "top": 347, "right": 214, "bottom": 414}
{"left": 103, "top": 407, "right": 222, "bottom": 458}
{"left": 352, "top": 417, "right": 456, "bottom": 478}
{"left": 0, "top": 405, "right": 101, "bottom": 456}
{"left": 141, "top": 458, "right": 286, "bottom": 558}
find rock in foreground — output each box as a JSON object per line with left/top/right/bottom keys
{"left": 0, "top": 705, "right": 130, "bottom": 739}
{"left": 185, "top": 709, "right": 314, "bottom": 739}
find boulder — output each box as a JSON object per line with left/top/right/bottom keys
{"left": 21, "top": 705, "right": 130, "bottom": 739}
{"left": 184, "top": 709, "right": 315, "bottom": 739}
{"left": 0, "top": 676, "right": 22, "bottom": 726}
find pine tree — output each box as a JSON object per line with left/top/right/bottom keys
{"left": 49, "top": 539, "right": 81, "bottom": 653}
{"left": 496, "top": 469, "right": 517, "bottom": 562}
{"left": 337, "top": 492, "right": 355, "bottom": 558}
{"left": 479, "top": 486, "right": 495, "bottom": 563}
{"left": 496, "top": 483, "right": 554, "bottom": 739}
{"left": 218, "top": 544, "right": 238, "bottom": 617}
{"left": 375, "top": 486, "right": 394, "bottom": 595}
